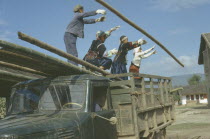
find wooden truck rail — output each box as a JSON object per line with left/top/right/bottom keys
{"left": 107, "top": 73, "right": 174, "bottom": 138}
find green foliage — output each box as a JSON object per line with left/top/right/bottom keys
{"left": 173, "top": 93, "right": 181, "bottom": 102}
{"left": 0, "top": 98, "right": 6, "bottom": 118}
{"left": 188, "top": 74, "right": 201, "bottom": 85}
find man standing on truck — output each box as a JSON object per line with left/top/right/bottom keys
{"left": 64, "top": 5, "right": 106, "bottom": 65}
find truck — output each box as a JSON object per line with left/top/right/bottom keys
{"left": 0, "top": 0, "right": 185, "bottom": 137}
{"left": 0, "top": 72, "right": 175, "bottom": 139}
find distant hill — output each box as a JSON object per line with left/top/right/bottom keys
{"left": 171, "top": 73, "right": 205, "bottom": 87}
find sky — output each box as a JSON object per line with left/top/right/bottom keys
{"left": 0, "top": 0, "right": 209, "bottom": 77}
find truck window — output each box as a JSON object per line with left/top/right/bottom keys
{"left": 7, "top": 82, "right": 86, "bottom": 115}
{"left": 8, "top": 86, "right": 42, "bottom": 115}
{"left": 47, "top": 82, "right": 86, "bottom": 110}
{"left": 93, "top": 86, "right": 108, "bottom": 112}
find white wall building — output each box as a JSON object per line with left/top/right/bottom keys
{"left": 180, "top": 83, "right": 208, "bottom": 105}
{"left": 181, "top": 94, "right": 208, "bottom": 105}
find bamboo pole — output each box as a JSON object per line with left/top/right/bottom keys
{"left": 0, "top": 40, "right": 93, "bottom": 76}
{"left": 95, "top": 0, "right": 184, "bottom": 67}
{"left": 0, "top": 61, "right": 48, "bottom": 76}
{"left": 0, "top": 49, "right": 65, "bottom": 76}
{"left": 0, "top": 69, "right": 37, "bottom": 81}
{"left": 0, "top": 49, "right": 46, "bottom": 71}
{"left": 18, "top": 32, "right": 111, "bottom": 76}
{"left": 0, "top": 78, "right": 21, "bottom": 83}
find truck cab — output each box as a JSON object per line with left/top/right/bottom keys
{"left": 0, "top": 73, "right": 175, "bottom": 139}
{"left": 0, "top": 74, "right": 117, "bottom": 139}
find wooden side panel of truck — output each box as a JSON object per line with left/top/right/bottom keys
{"left": 107, "top": 73, "right": 175, "bottom": 139}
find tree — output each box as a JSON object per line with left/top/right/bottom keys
{"left": 188, "top": 74, "right": 201, "bottom": 85}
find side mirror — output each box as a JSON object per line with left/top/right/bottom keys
{"left": 92, "top": 113, "right": 118, "bottom": 125}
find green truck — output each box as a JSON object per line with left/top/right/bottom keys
{"left": 0, "top": 73, "right": 175, "bottom": 139}
{"left": 0, "top": 0, "right": 184, "bottom": 137}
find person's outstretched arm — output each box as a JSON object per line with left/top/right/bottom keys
{"left": 137, "top": 46, "right": 155, "bottom": 56}
{"left": 143, "top": 46, "right": 155, "bottom": 54}
{"left": 83, "top": 16, "right": 106, "bottom": 24}
{"left": 103, "top": 48, "right": 118, "bottom": 58}
{"left": 83, "top": 19, "right": 96, "bottom": 24}
{"left": 104, "top": 26, "right": 120, "bottom": 37}
{"left": 123, "top": 38, "right": 147, "bottom": 51}
{"left": 141, "top": 50, "right": 156, "bottom": 58}
{"left": 77, "top": 11, "right": 97, "bottom": 18}
{"left": 122, "top": 42, "right": 138, "bottom": 50}
{"left": 77, "top": 9, "right": 106, "bottom": 18}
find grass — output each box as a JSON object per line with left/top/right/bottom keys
{"left": 175, "top": 104, "right": 208, "bottom": 110}
{"left": 167, "top": 123, "right": 210, "bottom": 130}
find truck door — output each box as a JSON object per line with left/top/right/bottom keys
{"left": 108, "top": 79, "right": 136, "bottom": 137}
{"left": 92, "top": 85, "right": 117, "bottom": 139}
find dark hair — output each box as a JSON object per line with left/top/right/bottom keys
{"left": 120, "top": 35, "right": 127, "bottom": 42}
{"left": 74, "top": 5, "right": 83, "bottom": 13}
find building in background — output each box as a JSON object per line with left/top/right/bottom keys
{"left": 181, "top": 83, "right": 208, "bottom": 105}
{"left": 198, "top": 33, "right": 210, "bottom": 107}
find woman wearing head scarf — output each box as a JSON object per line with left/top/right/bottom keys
{"left": 84, "top": 26, "right": 120, "bottom": 70}
{"left": 111, "top": 36, "right": 147, "bottom": 80}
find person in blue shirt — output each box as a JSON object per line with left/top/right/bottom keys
{"left": 64, "top": 5, "right": 106, "bottom": 65}
{"left": 93, "top": 91, "right": 107, "bottom": 112}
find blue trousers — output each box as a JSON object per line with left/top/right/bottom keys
{"left": 111, "top": 61, "right": 128, "bottom": 80}
{"left": 64, "top": 32, "right": 78, "bottom": 66}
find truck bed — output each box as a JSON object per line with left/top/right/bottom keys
{"left": 107, "top": 73, "right": 175, "bottom": 138}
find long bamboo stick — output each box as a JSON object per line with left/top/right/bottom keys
{"left": 18, "top": 32, "right": 111, "bottom": 76}
{"left": 0, "top": 69, "right": 37, "bottom": 81}
{"left": 0, "top": 49, "right": 48, "bottom": 71}
{"left": 0, "top": 40, "right": 93, "bottom": 76}
{"left": 95, "top": 0, "right": 184, "bottom": 67}
{"left": 0, "top": 61, "right": 48, "bottom": 76}
{"left": 0, "top": 49, "right": 64, "bottom": 76}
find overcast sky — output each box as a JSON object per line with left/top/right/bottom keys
{"left": 0, "top": 0, "right": 209, "bottom": 76}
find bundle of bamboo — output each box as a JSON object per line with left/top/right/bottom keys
{"left": 0, "top": 39, "right": 95, "bottom": 78}
{"left": 0, "top": 29, "right": 116, "bottom": 97}
{"left": 0, "top": 41, "right": 93, "bottom": 94}
{"left": 0, "top": 38, "right": 99, "bottom": 96}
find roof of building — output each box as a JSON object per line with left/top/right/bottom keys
{"left": 198, "top": 33, "right": 210, "bottom": 65}
{"left": 181, "top": 83, "right": 207, "bottom": 95}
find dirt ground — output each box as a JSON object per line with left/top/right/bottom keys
{"left": 166, "top": 104, "right": 210, "bottom": 139}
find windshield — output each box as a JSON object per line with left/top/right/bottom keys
{"left": 8, "top": 81, "right": 86, "bottom": 115}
